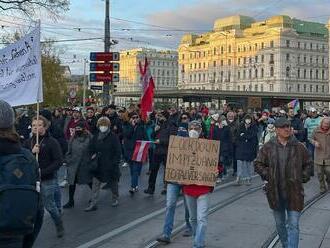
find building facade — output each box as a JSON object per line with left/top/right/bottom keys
{"left": 178, "top": 15, "right": 329, "bottom": 101}
{"left": 118, "top": 48, "right": 178, "bottom": 92}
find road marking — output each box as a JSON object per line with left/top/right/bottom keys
{"left": 76, "top": 179, "right": 239, "bottom": 248}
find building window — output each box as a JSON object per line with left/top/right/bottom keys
{"left": 316, "top": 69, "right": 319, "bottom": 79}
{"left": 298, "top": 42, "right": 300, "bottom": 49}
{"left": 228, "top": 59, "right": 231, "bottom": 66}
{"left": 243, "top": 70, "right": 246, "bottom": 79}
{"left": 310, "top": 43, "right": 313, "bottom": 50}
{"left": 286, "top": 40, "right": 290, "bottom": 48}
{"left": 297, "top": 84, "right": 300, "bottom": 92}
{"left": 270, "top": 67, "right": 274, "bottom": 77}
{"left": 203, "top": 62, "right": 206, "bottom": 68}
{"left": 255, "top": 43, "right": 258, "bottom": 50}
{"left": 198, "top": 74, "right": 201, "bottom": 82}
{"left": 286, "top": 67, "right": 290, "bottom": 78}
{"left": 322, "top": 85, "right": 325, "bottom": 92}
{"left": 238, "top": 47, "right": 241, "bottom": 52}
{"left": 199, "top": 63, "right": 201, "bottom": 69}
{"left": 261, "top": 42, "right": 264, "bottom": 49}
{"left": 228, "top": 45, "right": 232, "bottom": 53}
{"left": 243, "top": 85, "right": 246, "bottom": 91}
{"left": 261, "top": 55, "right": 264, "bottom": 63}
{"left": 304, "top": 56, "right": 306, "bottom": 63}
{"left": 297, "top": 69, "right": 300, "bottom": 78}
{"left": 220, "top": 71, "right": 224, "bottom": 81}
{"left": 221, "top": 60, "right": 224, "bottom": 66}
{"left": 213, "top": 61, "right": 216, "bottom": 67}
{"left": 322, "top": 44, "right": 325, "bottom": 51}
{"left": 310, "top": 57, "right": 313, "bottom": 64}
{"left": 304, "top": 84, "right": 306, "bottom": 92}
{"left": 261, "top": 68, "right": 264, "bottom": 78}
{"left": 255, "top": 69, "right": 258, "bottom": 78}
{"left": 304, "top": 43, "right": 307, "bottom": 49}
{"left": 254, "top": 84, "right": 258, "bottom": 91}
{"left": 286, "top": 54, "right": 290, "bottom": 62}
{"left": 238, "top": 71, "right": 241, "bottom": 79}
{"left": 270, "top": 84, "right": 274, "bottom": 91}
{"left": 322, "top": 57, "right": 325, "bottom": 65}
{"left": 310, "top": 85, "right": 313, "bottom": 92}
{"left": 238, "top": 58, "right": 241, "bottom": 65}
{"left": 249, "top": 69, "right": 252, "bottom": 79}
{"left": 270, "top": 40, "right": 274, "bottom": 48}
{"left": 322, "top": 70, "right": 325, "bottom": 80}
{"left": 310, "top": 69, "right": 313, "bottom": 79}
{"left": 316, "top": 44, "right": 319, "bottom": 50}
{"left": 297, "top": 55, "right": 300, "bottom": 63}
{"left": 255, "top": 56, "right": 258, "bottom": 63}
{"left": 316, "top": 85, "right": 319, "bottom": 93}
{"left": 249, "top": 57, "right": 252, "bottom": 64}
{"left": 249, "top": 46, "right": 252, "bottom": 51}
{"left": 237, "top": 85, "right": 240, "bottom": 91}
{"left": 261, "top": 84, "right": 264, "bottom": 92}
{"left": 221, "top": 46, "right": 224, "bottom": 54}
{"left": 182, "top": 54, "right": 185, "bottom": 60}
{"left": 270, "top": 54, "right": 274, "bottom": 64}
{"left": 214, "top": 48, "right": 217, "bottom": 55}
{"left": 304, "top": 69, "right": 307, "bottom": 79}
{"left": 316, "top": 57, "right": 319, "bottom": 64}
{"left": 243, "top": 57, "right": 246, "bottom": 64}
{"left": 228, "top": 71, "right": 231, "bottom": 82}
{"left": 243, "top": 46, "right": 246, "bottom": 52}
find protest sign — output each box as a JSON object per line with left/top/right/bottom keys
{"left": 165, "top": 135, "right": 220, "bottom": 187}
{"left": 0, "top": 26, "right": 43, "bottom": 106}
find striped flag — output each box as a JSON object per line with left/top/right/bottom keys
{"left": 287, "top": 99, "right": 300, "bottom": 114}
{"left": 132, "top": 140, "right": 151, "bottom": 163}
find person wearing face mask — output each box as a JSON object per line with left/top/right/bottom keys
{"left": 235, "top": 114, "right": 258, "bottom": 185}
{"left": 123, "top": 112, "right": 146, "bottom": 194}
{"left": 144, "top": 111, "right": 174, "bottom": 195}
{"left": 63, "top": 121, "right": 93, "bottom": 209}
{"left": 259, "top": 119, "right": 277, "bottom": 149}
{"left": 227, "top": 111, "right": 239, "bottom": 176}
{"left": 86, "top": 117, "right": 121, "bottom": 211}
{"left": 183, "top": 120, "right": 213, "bottom": 248}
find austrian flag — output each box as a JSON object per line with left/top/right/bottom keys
{"left": 132, "top": 140, "right": 151, "bottom": 163}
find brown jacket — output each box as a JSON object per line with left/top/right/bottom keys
{"left": 254, "top": 136, "right": 311, "bottom": 211}
{"left": 311, "top": 120, "right": 330, "bottom": 166}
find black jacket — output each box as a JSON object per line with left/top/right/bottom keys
{"left": 153, "top": 121, "right": 176, "bottom": 156}
{"left": 86, "top": 116, "right": 98, "bottom": 135}
{"left": 289, "top": 117, "right": 305, "bottom": 142}
{"left": 123, "top": 122, "right": 146, "bottom": 160}
{"left": 90, "top": 130, "right": 121, "bottom": 182}
{"left": 24, "top": 132, "right": 63, "bottom": 181}
{"left": 236, "top": 124, "right": 258, "bottom": 162}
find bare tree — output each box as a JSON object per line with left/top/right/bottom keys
{"left": 0, "top": 0, "right": 70, "bottom": 17}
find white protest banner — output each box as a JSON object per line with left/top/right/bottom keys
{"left": 0, "top": 26, "right": 43, "bottom": 107}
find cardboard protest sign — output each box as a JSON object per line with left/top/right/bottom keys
{"left": 165, "top": 135, "right": 220, "bottom": 187}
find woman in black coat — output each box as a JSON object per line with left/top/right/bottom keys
{"left": 85, "top": 117, "right": 121, "bottom": 211}
{"left": 122, "top": 112, "right": 146, "bottom": 194}
{"left": 235, "top": 114, "right": 258, "bottom": 185}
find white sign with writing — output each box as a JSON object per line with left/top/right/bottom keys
{"left": 0, "top": 26, "right": 43, "bottom": 106}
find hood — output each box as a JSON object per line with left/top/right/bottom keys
{"left": 0, "top": 137, "right": 21, "bottom": 155}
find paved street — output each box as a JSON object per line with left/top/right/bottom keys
{"left": 34, "top": 170, "right": 330, "bottom": 248}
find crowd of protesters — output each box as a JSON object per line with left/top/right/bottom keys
{"left": 1, "top": 99, "right": 330, "bottom": 248}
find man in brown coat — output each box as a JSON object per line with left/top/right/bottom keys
{"left": 311, "top": 117, "right": 330, "bottom": 193}
{"left": 254, "top": 117, "right": 311, "bottom": 248}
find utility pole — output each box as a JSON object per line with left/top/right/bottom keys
{"left": 103, "top": 0, "right": 111, "bottom": 105}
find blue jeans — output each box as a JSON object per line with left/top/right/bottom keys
{"left": 237, "top": 160, "right": 254, "bottom": 179}
{"left": 185, "top": 194, "right": 209, "bottom": 248}
{"left": 54, "top": 172, "right": 62, "bottom": 212}
{"left": 163, "top": 183, "right": 192, "bottom": 238}
{"left": 273, "top": 201, "right": 301, "bottom": 248}
{"left": 41, "top": 179, "right": 62, "bottom": 226}
{"left": 129, "top": 161, "right": 142, "bottom": 188}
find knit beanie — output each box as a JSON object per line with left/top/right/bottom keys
{"left": 0, "top": 100, "right": 15, "bottom": 129}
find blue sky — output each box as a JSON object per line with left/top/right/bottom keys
{"left": 1, "top": 0, "right": 330, "bottom": 74}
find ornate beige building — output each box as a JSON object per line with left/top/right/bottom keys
{"left": 118, "top": 48, "right": 178, "bottom": 92}
{"left": 178, "top": 15, "right": 329, "bottom": 98}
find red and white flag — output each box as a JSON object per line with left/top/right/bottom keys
{"left": 139, "top": 58, "right": 155, "bottom": 121}
{"left": 132, "top": 140, "right": 151, "bottom": 163}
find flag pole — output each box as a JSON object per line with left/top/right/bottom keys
{"left": 36, "top": 19, "right": 41, "bottom": 162}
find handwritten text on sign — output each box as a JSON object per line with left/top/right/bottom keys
{"left": 0, "top": 27, "right": 42, "bottom": 107}
{"left": 165, "top": 136, "right": 220, "bottom": 187}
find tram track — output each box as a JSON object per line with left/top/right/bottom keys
{"left": 144, "top": 183, "right": 264, "bottom": 248}
{"left": 262, "top": 192, "right": 329, "bottom": 248}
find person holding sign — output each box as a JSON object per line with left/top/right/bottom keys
{"left": 182, "top": 121, "right": 214, "bottom": 248}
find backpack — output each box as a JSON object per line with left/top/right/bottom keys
{"left": 0, "top": 148, "right": 40, "bottom": 236}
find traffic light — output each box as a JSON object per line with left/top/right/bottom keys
{"left": 112, "top": 84, "right": 117, "bottom": 93}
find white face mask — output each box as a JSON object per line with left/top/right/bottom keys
{"left": 99, "top": 126, "right": 108, "bottom": 133}
{"left": 189, "top": 130, "right": 200, "bottom": 138}
{"left": 245, "top": 119, "right": 252, "bottom": 125}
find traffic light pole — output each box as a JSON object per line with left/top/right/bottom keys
{"left": 103, "top": 0, "right": 111, "bottom": 105}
